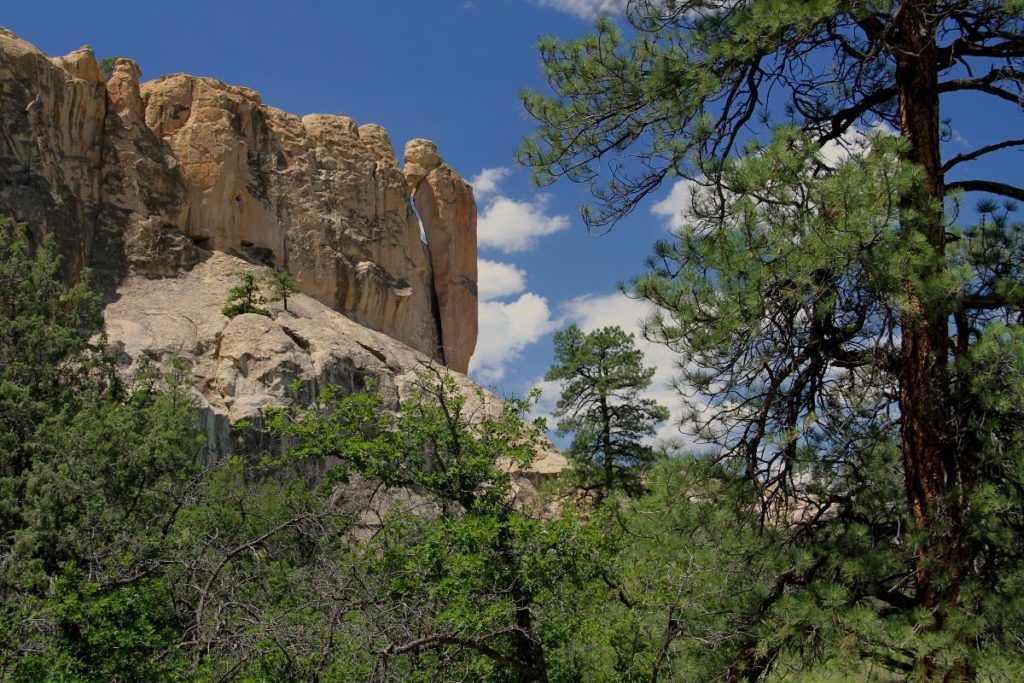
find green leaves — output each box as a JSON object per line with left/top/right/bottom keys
{"left": 263, "top": 268, "right": 300, "bottom": 312}
{"left": 0, "top": 218, "right": 201, "bottom": 678}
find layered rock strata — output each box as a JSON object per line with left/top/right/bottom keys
{"left": 0, "top": 29, "right": 477, "bottom": 371}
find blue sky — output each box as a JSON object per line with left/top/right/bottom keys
{"left": 6, "top": 0, "right": 1022, "bottom": 445}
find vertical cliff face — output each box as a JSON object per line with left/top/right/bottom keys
{"left": 404, "top": 139, "right": 478, "bottom": 374}
{"left": 0, "top": 29, "right": 477, "bottom": 372}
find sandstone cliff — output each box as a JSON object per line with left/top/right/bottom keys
{"left": 0, "top": 29, "right": 563, "bottom": 484}
{"left": 0, "top": 29, "right": 477, "bottom": 372}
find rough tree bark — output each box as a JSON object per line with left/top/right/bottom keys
{"left": 892, "top": 4, "right": 968, "bottom": 677}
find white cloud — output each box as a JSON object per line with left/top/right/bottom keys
{"left": 525, "top": 377, "right": 563, "bottom": 431}
{"left": 819, "top": 121, "right": 897, "bottom": 167}
{"left": 470, "top": 167, "right": 511, "bottom": 201}
{"left": 478, "top": 194, "right": 570, "bottom": 253}
{"left": 471, "top": 166, "right": 571, "bottom": 253}
{"left": 531, "top": 0, "right": 628, "bottom": 19}
{"left": 651, "top": 179, "right": 695, "bottom": 232}
{"left": 471, "top": 293, "right": 559, "bottom": 384}
{"left": 468, "top": 166, "right": 572, "bottom": 383}
{"left": 478, "top": 258, "right": 527, "bottom": 301}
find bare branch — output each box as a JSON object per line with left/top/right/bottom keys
{"left": 946, "top": 179, "right": 1024, "bottom": 202}
{"left": 941, "top": 138, "right": 1024, "bottom": 172}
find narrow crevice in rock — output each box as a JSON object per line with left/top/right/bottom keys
{"left": 281, "top": 325, "right": 311, "bottom": 353}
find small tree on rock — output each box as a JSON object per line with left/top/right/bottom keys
{"left": 546, "top": 324, "right": 668, "bottom": 500}
{"left": 98, "top": 57, "right": 120, "bottom": 80}
{"left": 264, "top": 268, "right": 300, "bottom": 312}
{"left": 222, "top": 272, "right": 270, "bottom": 318}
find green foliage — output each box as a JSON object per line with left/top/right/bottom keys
{"left": 545, "top": 324, "right": 668, "bottom": 499}
{"left": 263, "top": 268, "right": 301, "bottom": 312}
{"left": 260, "top": 371, "right": 566, "bottom": 679}
{"left": 0, "top": 217, "right": 201, "bottom": 678}
{"left": 98, "top": 57, "right": 120, "bottom": 80}
{"left": 221, "top": 272, "right": 271, "bottom": 318}
{"left": 0, "top": 218, "right": 101, "bottom": 480}
{"left": 10, "top": 569, "right": 183, "bottom": 682}
{"left": 265, "top": 372, "right": 544, "bottom": 508}
{"left": 629, "top": 128, "right": 1024, "bottom": 676}
{"left": 6, "top": 174, "right": 1023, "bottom": 680}
{"left": 522, "top": 2, "right": 1024, "bottom": 676}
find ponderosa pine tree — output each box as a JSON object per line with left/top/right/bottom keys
{"left": 264, "top": 267, "right": 301, "bottom": 312}
{"left": 222, "top": 272, "right": 271, "bottom": 318}
{"left": 521, "top": 1, "right": 1024, "bottom": 678}
{"left": 546, "top": 324, "right": 668, "bottom": 500}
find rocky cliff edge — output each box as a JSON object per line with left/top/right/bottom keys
{"left": 0, "top": 31, "right": 563, "bottom": 481}
{"left": 0, "top": 29, "right": 477, "bottom": 372}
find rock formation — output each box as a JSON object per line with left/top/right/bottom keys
{"left": 404, "top": 139, "right": 478, "bottom": 374}
{"left": 0, "top": 29, "right": 477, "bottom": 371}
{"left": 104, "top": 250, "right": 566, "bottom": 487}
{"left": 0, "top": 29, "right": 561, "bottom": 484}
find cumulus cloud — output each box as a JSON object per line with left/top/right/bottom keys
{"left": 478, "top": 194, "right": 570, "bottom": 253}
{"left": 531, "top": 0, "right": 628, "bottom": 19}
{"left": 468, "top": 167, "right": 573, "bottom": 383}
{"left": 650, "top": 179, "right": 695, "bottom": 232}
{"left": 819, "top": 121, "right": 897, "bottom": 167}
{"left": 478, "top": 258, "right": 527, "bottom": 301}
{"left": 471, "top": 293, "right": 559, "bottom": 384}
{"left": 469, "top": 166, "right": 572, "bottom": 253}
{"left": 469, "top": 167, "right": 511, "bottom": 202}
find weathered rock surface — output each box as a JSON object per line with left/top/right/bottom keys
{"left": 0, "top": 29, "right": 477, "bottom": 369}
{"left": 104, "top": 251, "right": 566, "bottom": 485}
{"left": 405, "top": 139, "right": 478, "bottom": 374}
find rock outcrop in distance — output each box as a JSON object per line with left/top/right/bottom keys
{"left": 0, "top": 30, "right": 562, "bottom": 481}
{"left": 0, "top": 28, "right": 477, "bottom": 373}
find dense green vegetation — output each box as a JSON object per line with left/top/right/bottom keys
{"left": 520, "top": 0, "right": 1024, "bottom": 678}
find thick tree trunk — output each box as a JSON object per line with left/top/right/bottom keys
{"left": 893, "top": 3, "right": 967, "bottom": 676}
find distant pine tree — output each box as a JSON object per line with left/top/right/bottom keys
{"left": 222, "top": 272, "right": 271, "bottom": 318}
{"left": 546, "top": 324, "right": 668, "bottom": 500}
{"left": 264, "top": 268, "right": 300, "bottom": 312}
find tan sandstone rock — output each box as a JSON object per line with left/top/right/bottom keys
{"left": 1, "top": 27, "right": 562, "bottom": 491}
{"left": 0, "top": 29, "right": 478, "bottom": 371}
{"left": 0, "top": 30, "right": 196, "bottom": 289}
{"left": 104, "top": 251, "right": 566, "bottom": 482}
{"left": 404, "top": 139, "right": 478, "bottom": 373}
{"left": 138, "top": 74, "right": 454, "bottom": 362}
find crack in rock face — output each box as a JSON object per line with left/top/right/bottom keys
{"left": 0, "top": 28, "right": 478, "bottom": 373}
{"left": 0, "top": 29, "right": 562, "bottom": 491}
